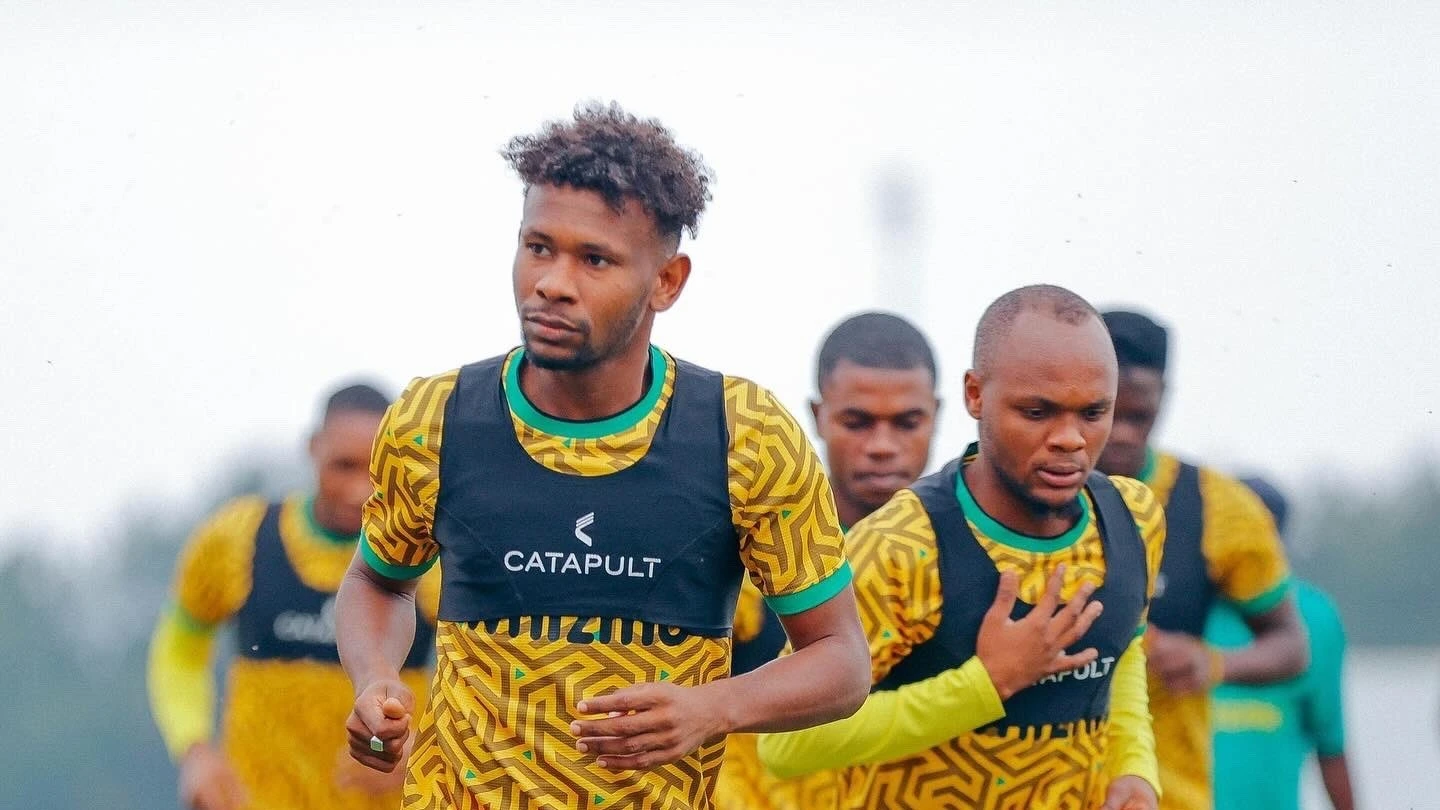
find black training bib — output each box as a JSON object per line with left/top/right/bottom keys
{"left": 433, "top": 354, "right": 743, "bottom": 636}
{"left": 875, "top": 461, "right": 1148, "bottom": 730}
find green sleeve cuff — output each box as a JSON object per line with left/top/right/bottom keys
{"left": 170, "top": 603, "right": 220, "bottom": 635}
{"left": 1232, "top": 576, "right": 1293, "bottom": 616}
{"left": 361, "top": 539, "right": 437, "bottom": 581}
{"left": 764, "top": 561, "right": 854, "bottom": 616}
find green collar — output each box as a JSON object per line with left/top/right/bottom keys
{"left": 504, "top": 345, "right": 667, "bottom": 439}
{"left": 303, "top": 496, "right": 360, "bottom": 546}
{"left": 954, "top": 444, "right": 1091, "bottom": 552}
{"left": 1136, "top": 447, "right": 1158, "bottom": 484}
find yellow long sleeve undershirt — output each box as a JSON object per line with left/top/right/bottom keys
{"left": 147, "top": 608, "right": 219, "bottom": 761}
{"left": 1106, "top": 636, "right": 1161, "bottom": 794}
{"left": 756, "top": 638, "right": 1160, "bottom": 796}
{"left": 757, "top": 655, "right": 1003, "bottom": 779}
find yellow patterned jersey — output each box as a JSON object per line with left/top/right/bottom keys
{"left": 149, "top": 493, "right": 441, "bottom": 810}
{"left": 363, "top": 346, "right": 851, "bottom": 810}
{"left": 833, "top": 455, "right": 1166, "bottom": 810}
{"left": 1139, "top": 450, "right": 1291, "bottom": 810}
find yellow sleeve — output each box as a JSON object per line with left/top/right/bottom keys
{"left": 1200, "top": 468, "right": 1292, "bottom": 614}
{"left": 147, "top": 612, "right": 218, "bottom": 760}
{"left": 758, "top": 657, "right": 1003, "bottom": 778}
{"left": 725, "top": 377, "right": 850, "bottom": 614}
{"left": 756, "top": 491, "right": 960, "bottom": 776}
{"left": 1105, "top": 635, "right": 1160, "bottom": 795}
{"left": 147, "top": 496, "right": 265, "bottom": 761}
{"left": 172, "top": 496, "right": 265, "bottom": 626}
{"left": 360, "top": 372, "right": 455, "bottom": 579}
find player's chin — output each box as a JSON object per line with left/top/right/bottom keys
{"left": 524, "top": 341, "right": 588, "bottom": 371}
{"left": 1028, "top": 480, "right": 1085, "bottom": 509}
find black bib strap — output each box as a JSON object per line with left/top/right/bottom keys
{"left": 1148, "top": 461, "right": 1212, "bottom": 636}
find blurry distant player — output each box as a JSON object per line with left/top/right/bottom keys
{"left": 717, "top": 312, "right": 941, "bottom": 810}
{"left": 1207, "top": 476, "right": 1355, "bottom": 810}
{"left": 1098, "top": 310, "right": 1308, "bottom": 810}
{"left": 147, "top": 383, "right": 440, "bottom": 810}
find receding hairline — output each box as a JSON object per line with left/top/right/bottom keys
{"left": 972, "top": 284, "right": 1104, "bottom": 373}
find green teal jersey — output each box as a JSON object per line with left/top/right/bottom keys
{"left": 1206, "top": 580, "right": 1347, "bottom": 810}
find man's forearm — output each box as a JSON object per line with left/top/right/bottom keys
{"left": 711, "top": 632, "right": 869, "bottom": 735}
{"left": 1225, "top": 600, "right": 1309, "bottom": 684}
{"left": 336, "top": 563, "right": 420, "bottom": 690}
{"left": 758, "top": 656, "right": 1003, "bottom": 779}
{"left": 1319, "top": 754, "right": 1356, "bottom": 810}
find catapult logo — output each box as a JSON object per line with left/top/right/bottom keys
{"left": 575, "top": 512, "right": 595, "bottom": 546}
{"left": 504, "top": 512, "right": 662, "bottom": 579}
{"left": 273, "top": 596, "right": 337, "bottom": 645}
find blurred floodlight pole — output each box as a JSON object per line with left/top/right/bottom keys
{"left": 873, "top": 167, "right": 925, "bottom": 318}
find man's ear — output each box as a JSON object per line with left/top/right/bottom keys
{"left": 650, "top": 253, "right": 692, "bottom": 312}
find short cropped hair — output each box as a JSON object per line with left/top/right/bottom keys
{"left": 973, "top": 284, "right": 1100, "bottom": 372}
{"left": 815, "top": 311, "right": 937, "bottom": 391}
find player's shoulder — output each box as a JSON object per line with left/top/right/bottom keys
{"left": 1105, "top": 474, "right": 1160, "bottom": 515}
{"left": 1195, "top": 464, "right": 1279, "bottom": 538}
{"left": 198, "top": 494, "right": 270, "bottom": 538}
{"left": 395, "top": 368, "right": 462, "bottom": 409}
{"left": 721, "top": 373, "right": 782, "bottom": 411}
{"left": 1295, "top": 580, "right": 1345, "bottom": 634}
{"left": 177, "top": 495, "right": 268, "bottom": 582}
{"left": 721, "top": 374, "right": 803, "bottom": 437}
{"left": 1196, "top": 463, "right": 1267, "bottom": 512}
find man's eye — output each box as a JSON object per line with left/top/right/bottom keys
{"left": 527, "top": 243, "right": 550, "bottom": 256}
{"left": 585, "top": 254, "right": 611, "bottom": 267}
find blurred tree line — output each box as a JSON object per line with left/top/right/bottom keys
{"left": 0, "top": 453, "right": 1436, "bottom": 808}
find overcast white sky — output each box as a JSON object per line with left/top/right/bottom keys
{"left": 3, "top": 1, "right": 1438, "bottom": 551}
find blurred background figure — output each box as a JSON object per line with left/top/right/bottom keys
{"left": 146, "top": 383, "right": 440, "bottom": 810}
{"left": 1206, "top": 476, "right": 1355, "bottom": 810}
{"left": 718, "top": 311, "right": 941, "bottom": 810}
{"left": 1097, "top": 310, "right": 1309, "bottom": 810}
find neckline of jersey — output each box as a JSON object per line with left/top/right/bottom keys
{"left": 504, "top": 345, "right": 668, "bottom": 440}
{"left": 954, "top": 446, "right": 1092, "bottom": 553}
{"left": 303, "top": 496, "right": 361, "bottom": 546}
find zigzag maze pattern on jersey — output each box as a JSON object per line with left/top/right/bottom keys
{"left": 365, "top": 371, "right": 457, "bottom": 568}
{"left": 404, "top": 620, "right": 731, "bottom": 810}
{"left": 722, "top": 376, "right": 846, "bottom": 596}
{"left": 840, "top": 721, "right": 1109, "bottom": 810}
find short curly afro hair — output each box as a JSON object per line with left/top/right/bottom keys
{"left": 502, "top": 101, "right": 714, "bottom": 242}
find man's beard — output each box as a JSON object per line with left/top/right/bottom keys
{"left": 523, "top": 296, "right": 649, "bottom": 373}
{"left": 989, "top": 454, "right": 1084, "bottom": 524}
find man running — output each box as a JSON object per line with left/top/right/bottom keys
{"left": 1098, "top": 309, "right": 1308, "bottom": 810}
{"left": 147, "top": 383, "right": 439, "bottom": 810}
{"left": 336, "top": 102, "right": 870, "bottom": 810}
{"left": 717, "top": 311, "right": 941, "bottom": 810}
{"left": 760, "top": 285, "right": 1165, "bottom": 810}
{"left": 1207, "top": 476, "right": 1355, "bottom": 810}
